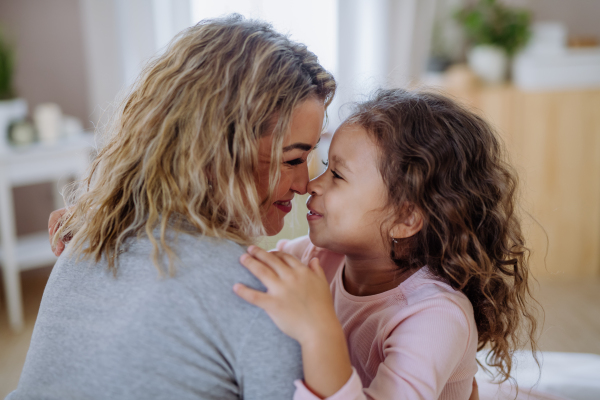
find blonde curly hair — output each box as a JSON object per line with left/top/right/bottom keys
{"left": 55, "top": 15, "right": 336, "bottom": 275}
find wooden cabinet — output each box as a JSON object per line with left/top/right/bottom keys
{"left": 444, "top": 84, "right": 600, "bottom": 278}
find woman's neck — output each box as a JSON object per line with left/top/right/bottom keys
{"left": 342, "top": 254, "right": 415, "bottom": 297}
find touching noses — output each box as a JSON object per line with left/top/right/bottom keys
{"left": 289, "top": 162, "right": 311, "bottom": 195}
{"left": 306, "top": 172, "right": 323, "bottom": 196}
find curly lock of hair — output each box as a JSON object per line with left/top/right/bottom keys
{"left": 346, "top": 89, "right": 540, "bottom": 382}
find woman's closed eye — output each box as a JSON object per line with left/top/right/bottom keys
{"left": 284, "top": 158, "right": 305, "bottom": 166}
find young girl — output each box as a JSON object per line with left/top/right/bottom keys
{"left": 234, "top": 89, "right": 539, "bottom": 399}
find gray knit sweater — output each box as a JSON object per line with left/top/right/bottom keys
{"left": 8, "top": 232, "right": 302, "bottom": 399}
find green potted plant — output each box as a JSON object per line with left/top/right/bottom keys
{"left": 455, "top": 0, "right": 531, "bottom": 84}
{"left": 0, "top": 26, "right": 27, "bottom": 152}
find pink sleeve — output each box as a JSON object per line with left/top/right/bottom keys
{"left": 364, "top": 298, "right": 472, "bottom": 399}
{"left": 276, "top": 236, "right": 343, "bottom": 284}
{"left": 275, "top": 236, "right": 313, "bottom": 260}
{"left": 294, "top": 297, "right": 472, "bottom": 400}
{"left": 293, "top": 368, "right": 366, "bottom": 400}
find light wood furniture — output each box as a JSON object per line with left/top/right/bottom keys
{"left": 443, "top": 82, "right": 600, "bottom": 278}
{"left": 0, "top": 134, "right": 93, "bottom": 331}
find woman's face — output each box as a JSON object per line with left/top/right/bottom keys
{"left": 257, "top": 98, "right": 325, "bottom": 235}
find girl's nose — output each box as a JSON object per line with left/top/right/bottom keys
{"left": 307, "top": 173, "right": 322, "bottom": 196}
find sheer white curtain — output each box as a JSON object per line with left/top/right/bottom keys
{"left": 191, "top": 0, "right": 338, "bottom": 77}
{"left": 79, "top": 0, "right": 191, "bottom": 124}
{"left": 79, "top": 0, "right": 436, "bottom": 129}
{"left": 190, "top": 0, "right": 436, "bottom": 130}
{"left": 333, "top": 0, "right": 436, "bottom": 129}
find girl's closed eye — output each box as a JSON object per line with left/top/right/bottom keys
{"left": 321, "top": 160, "right": 342, "bottom": 179}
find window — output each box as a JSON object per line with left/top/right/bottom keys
{"left": 191, "top": 0, "right": 338, "bottom": 76}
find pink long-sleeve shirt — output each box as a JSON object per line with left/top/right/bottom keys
{"left": 276, "top": 236, "right": 479, "bottom": 400}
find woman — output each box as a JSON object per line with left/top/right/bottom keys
{"left": 9, "top": 15, "right": 335, "bottom": 400}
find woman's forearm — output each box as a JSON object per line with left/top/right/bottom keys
{"left": 301, "top": 322, "right": 354, "bottom": 398}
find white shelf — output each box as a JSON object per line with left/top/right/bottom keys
{"left": 1, "top": 133, "right": 93, "bottom": 331}
{"left": 0, "top": 231, "right": 58, "bottom": 271}
{"left": 0, "top": 133, "right": 94, "bottom": 187}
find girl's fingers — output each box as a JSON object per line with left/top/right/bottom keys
{"left": 54, "top": 241, "right": 65, "bottom": 257}
{"left": 247, "top": 246, "right": 294, "bottom": 277}
{"left": 270, "top": 251, "right": 307, "bottom": 270}
{"left": 233, "top": 283, "right": 271, "bottom": 309}
{"left": 240, "top": 253, "right": 279, "bottom": 286}
{"left": 308, "top": 258, "right": 326, "bottom": 279}
{"left": 48, "top": 208, "right": 71, "bottom": 257}
{"left": 48, "top": 208, "right": 67, "bottom": 235}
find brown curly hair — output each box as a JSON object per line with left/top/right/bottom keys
{"left": 346, "top": 89, "right": 539, "bottom": 382}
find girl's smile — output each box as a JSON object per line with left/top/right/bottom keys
{"left": 305, "top": 124, "right": 390, "bottom": 258}
{"left": 306, "top": 205, "right": 323, "bottom": 220}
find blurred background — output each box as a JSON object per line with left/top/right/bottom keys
{"left": 0, "top": 0, "right": 599, "bottom": 398}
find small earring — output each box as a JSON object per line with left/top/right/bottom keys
{"left": 392, "top": 238, "right": 398, "bottom": 244}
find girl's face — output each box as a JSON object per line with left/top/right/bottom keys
{"left": 306, "top": 124, "right": 391, "bottom": 256}
{"left": 257, "top": 98, "right": 325, "bottom": 235}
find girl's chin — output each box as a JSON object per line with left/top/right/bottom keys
{"left": 308, "top": 229, "right": 324, "bottom": 247}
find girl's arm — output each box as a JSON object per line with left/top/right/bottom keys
{"left": 235, "top": 246, "right": 478, "bottom": 400}
{"left": 234, "top": 246, "right": 353, "bottom": 398}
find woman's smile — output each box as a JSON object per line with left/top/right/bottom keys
{"left": 273, "top": 199, "right": 293, "bottom": 213}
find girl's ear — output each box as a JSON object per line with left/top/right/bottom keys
{"left": 390, "top": 209, "right": 423, "bottom": 240}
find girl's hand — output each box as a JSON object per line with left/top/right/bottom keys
{"left": 234, "top": 245, "right": 340, "bottom": 346}
{"left": 235, "top": 246, "right": 353, "bottom": 398}
{"left": 48, "top": 208, "right": 69, "bottom": 256}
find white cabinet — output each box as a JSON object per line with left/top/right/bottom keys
{"left": 0, "top": 134, "right": 93, "bottom": 331}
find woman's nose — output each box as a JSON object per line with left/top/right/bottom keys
{"left": 290, "top": 163, "right": 310, "bottom": 195}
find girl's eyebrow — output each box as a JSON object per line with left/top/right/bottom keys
{"left": 283, "top": 137, "right": 321, "bottom": 152}
{"left": 332, "top": 155, "right": 352, "bottom": 173}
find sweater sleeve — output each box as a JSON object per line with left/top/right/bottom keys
{"left": 239, "top": 308, "right": 304, "bottom": 400}
{"left": 292, "top": 296, "right": 473, "bottom": 400}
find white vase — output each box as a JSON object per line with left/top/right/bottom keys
{"left": 34, "top": 102, "right": 62, "bottom": 144}
{"left": 0, "top": 98, "right": 28, "bottom": 153}
{"left": 467, "top": 45, "right": 508, "bottom": 84}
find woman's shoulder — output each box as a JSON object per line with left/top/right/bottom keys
{"left": 120, "top": 232, "right": 263, "bottom": 293}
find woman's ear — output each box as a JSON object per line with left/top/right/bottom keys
{"left": 390, "top": 208, "right": 423, "bottom": 240}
